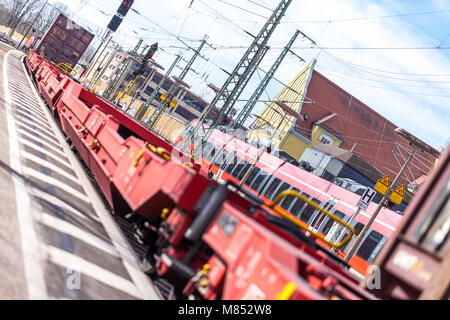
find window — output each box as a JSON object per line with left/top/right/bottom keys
{"left": 144, "top": 86, "right": 154, "bottom": 96}
{"left": 244, "top": 167, "right": 260, "bottom": 187}
{"left": 341, "top": 222, "right": 365, "bottom": 253}
{"left": 236, "top": 163, "right": 251, "bottom": 181}
{"left": 280, "top": 186, "right": 299, "bottom": 210}
{"left": 202, "top": 142, "right": 215, "bottom": 161}
{"left": 175, "top": 106, "right": 197, "bottom": 121}
{"left": 289, "top": 193, "right": 309, "bottom": 219}
{"left": 182, "top": 93, "right": 207, "bottom": 112}
{"left": 272, "top": 182, "right": 290, "bottom": 205}
{"left": 299, "top": 197, "right": 321, "bottom": 224}
{"left": 231, "top": 164, "right": 245, "bottom": 178}
{"left": 223, "top": 152, "right": 237, "bottom": 173}
{"left": 318, "top": 133, "right": 334, "bottom": 144}
{"left": 321, "top": 210, "right": 345, "bottom": 235}
{"left": 263, "top": 178, "right": 282, "bottom": 201}
{"left": 152, "top": 73, "right": 163, "bottom": 84}
{"left": 215, "top": 149, "right": 231, "bottom": 168}
{"left": 310, "top": 200, "right": 336, "bottom": 230}
{"left": 356, "top": 230, "right": 384, "bottom": 261}
{"left": 250, "top": 170, "right": 270, "bottom": 193}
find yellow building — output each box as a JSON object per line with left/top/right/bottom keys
{"left": 248, "top": 58, "right": 343, "bottom": 161}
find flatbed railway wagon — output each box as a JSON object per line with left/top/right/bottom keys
{"left": 24, "top": 49, "right": 378, "bottom": 300}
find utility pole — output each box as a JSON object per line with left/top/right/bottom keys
{"left": 103, "top": 38, "right": 143, "bottom": 100}
{"left": 135, "top": 53, "right": 182, "bottom": 121}
{"left": 148, "top": 36, "right": 208, "bottom": 128}
{"left": 184, "top": 0, "right": 293, "bottom": 150}
{"left": 224, "top": 45, "right": 270, "bottom": 120}
{"left": 90, "top": 45, "right": 119, "bottom": 93}
{"left": 124, "top": 58, "right": 164, "bottom": 113}
{"left": 233, "top": 30, "right": 304, "bottom": 128}
{"left": 343, "top": 128, "right": 441, "bottom": 264}
{"left": 83, "top": 33, "right": 113, "bottom": 83}
{"left": 17, "top": 0, "right": 49, "bottom": 49}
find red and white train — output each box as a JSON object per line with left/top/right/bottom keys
{"left": 175, "top": 120, "right": 404, "bottom": 278}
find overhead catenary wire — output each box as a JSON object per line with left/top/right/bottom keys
{"left": 316, "top": 65, "right": 450, "bottom": 89}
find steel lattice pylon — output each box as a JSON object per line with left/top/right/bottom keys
{"left": 233, "top": 30, "right": 304, "bottom": 128}
{"left": 103, "top": 39, "right": 143, "bottom": 100}
{"left": 148, "top": 37, "right": 207, "bottom": 128}
{"left": 184, "top": 0, "right": 293, "bottom": 148}
{"left": 134, "top": 53, "right": 182, "bottom": 121}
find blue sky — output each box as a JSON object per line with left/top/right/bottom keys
{"left": 50, "top": 0, "right": 450, "bottom": 149}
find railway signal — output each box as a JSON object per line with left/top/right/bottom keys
{"left": 132, "top": 42, "right": 158, "bottom": 77}
{"left": 117, "top": 0, "right": 134, "bottom": 16}
{"left": 107, "top": 15, "right": 123, "bottom": 32}
{"left": 107, "top": 0, "right": 135, "bottom": 32}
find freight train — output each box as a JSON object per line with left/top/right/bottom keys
{"left": 24, "top": 49, "right": 380, "bottom": 300}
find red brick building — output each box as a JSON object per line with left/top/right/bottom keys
{"left": 297, "top": 70, "right": 438, "bottom": 188}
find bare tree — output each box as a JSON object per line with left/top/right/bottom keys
{"left": 34, "top": 2, "right": 70, "bottom": 37}
{"left": 6, "top": 0, "right": 44, "bottom": 36}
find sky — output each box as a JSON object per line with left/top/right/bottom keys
{"left": 49, "top": 0, "right": 450, "bottom": 150}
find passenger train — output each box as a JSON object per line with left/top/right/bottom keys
{"left": 175, "top": 120, "right": 404, "bottom": 278}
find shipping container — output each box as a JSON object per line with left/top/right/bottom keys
{"left": 35, "top": 13, "right": 94, "bottom": 69}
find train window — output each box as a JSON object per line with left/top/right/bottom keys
{"left": 263, "top": 178, "right": 282, "bottom": 201}
{"left": 218, "top": 150, "right": 233, "bottom": 168}
{"left": 289, "top": 193, "right": 308, "bottom": 219}
{"left": 299, "top": 197, "right": 321, "bottom": 224}
{"left": 231, "top": 155, "right": 247, "bottom": 178}
{"left": 340, "top": 222, "right": 365, "bottom": 253}
{"left": 231, "top": 164, "right": 244, "bottom": 178}
{"left": 244, "top": 167, "right": 260, "bottom": 187}
{"left": 223, "top": 151, "right": 237, "bottom": 173}
{"left": 356, "top": 230, "right": 384, "bottom": 261}
{"left": 236, "top": 163, "right": 251, "bottom": 181}
{"left": 280, "top": 187, "right": 299, "bottom": 210}
{"left": 211, "top": 148, "right": 223, "bottom": 166}
{"left": 310, "top": 200, "right": 336, "bottom": 231}
{"left": 250, "top": 170, "right": 270, "bottom": 193}
{"left": 321, "top": 210, "right": 346, "bottom": 235}
{"left": 273, "top": 182, "right": 290, "bottom": 204}
{"left": 202, "top": 143, "right": 215, "bottom": 161}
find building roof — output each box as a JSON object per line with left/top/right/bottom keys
{"left": 310, "top": 144, "right": 384, "bottom": 183}
{"left": 310, "top": 144, "right": 353, "bottom": 162}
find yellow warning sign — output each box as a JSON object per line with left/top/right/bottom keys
{"left": 374, "top": 175, "right": 390, "bottom": 195}
{"left": 389, "top": 184, "right": 405, "bottom": 205}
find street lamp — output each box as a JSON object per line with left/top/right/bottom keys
{"left": 343, "top": 127, "right": 441, "bottom": 263}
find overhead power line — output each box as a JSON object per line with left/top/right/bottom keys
{"left": 323, "top": 51, "right": 450, "bottom": 77}
{"left": 283, "top": 8, "right": 450, "bottom": 23}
